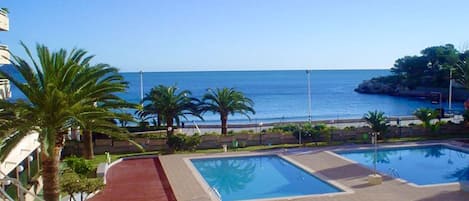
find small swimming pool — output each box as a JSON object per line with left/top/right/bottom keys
{"left": 191, "top": 155, "right": 342, "bottom": 201}
{"left": 337, "top": 144, "right": 469, "bottom": 186}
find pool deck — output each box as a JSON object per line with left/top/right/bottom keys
{"left": 89, "top": 157, "right": 176, "bottom": 201}
{"left": 160, "top": 141, "right": 469, "bottom": 201}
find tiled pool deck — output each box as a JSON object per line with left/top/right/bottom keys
{"left": 160, "top": 141, "right": 469, "bottom": 201}
{"left": 89, "top": 157, "right": 176, "bottom": 201}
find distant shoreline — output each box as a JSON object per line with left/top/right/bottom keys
{"left": 119, "top": 68, "right": 391, "bottom": 73}
{"left": 183, "top": 116, "right": 420, "bottom": 129}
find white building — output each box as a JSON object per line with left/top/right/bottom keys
{"left": 0, "top": 8, "right": 42, "bottom": 201}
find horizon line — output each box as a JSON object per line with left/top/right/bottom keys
{"left": 120, "top": 67, "right": 391, "bottom": 73}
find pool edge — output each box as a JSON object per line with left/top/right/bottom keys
{"left": 327, "top": 142, "right": 468, "bottom": 188}
{"left": 184, "top": 152, "right": 354, "bottom": 201}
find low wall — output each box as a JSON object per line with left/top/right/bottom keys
{"left": 62, "top": 124, "right": 469, "bottom": 156}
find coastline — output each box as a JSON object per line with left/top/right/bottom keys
{"left": 182, "top": 116, "right": 421, "bottom": 129}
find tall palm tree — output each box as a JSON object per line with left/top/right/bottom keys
{"left": 363, "top": 110, "right": 389, "bottom": 140}
{"left": 142, "top": 85, "right": 201, "bottom": 136}
{"left": 76, "top": 63, "right": 138, "bottom": 159}
{"left": 0, "top": 43, "right": 135, "bottom": 201}
{"left": 201, "top": 88, "right": 255, "bottom": 135}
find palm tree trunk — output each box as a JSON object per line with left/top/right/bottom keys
{"left": 157, "top": 114, "right": 161, "bottom": 127}
{"left": 82, "top": 129, "right": 94, "bottom": 159}
{"left": 41, "top": 147, "right": 62, "bottom": 201}
{"left": 166, "top": 117, "right": 174, "bottom": 136}
{"left": 221, "top": 114, "right": 228, "bottom": 135}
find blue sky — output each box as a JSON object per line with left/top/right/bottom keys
{"left": 2, "top": 0, "right": 469, "bottom": 72}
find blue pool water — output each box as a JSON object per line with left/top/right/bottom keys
{"left": 338, "top": 145, "right": 469, "bottom": 185}
{"left": 191, "top": 155, "right": 341, "bottom": 201}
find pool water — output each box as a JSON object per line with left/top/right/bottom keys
{"left": 191, "top": 155, "right": 341, "bottom": 201}
{"left": 338, "top": 145, "right": 469, "bottom": 185}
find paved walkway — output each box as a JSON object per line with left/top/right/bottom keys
{"left": 179, "top": 116, "right": 463, "bottom": 135}
{"left": 160, "top": 141, "right": 469, "bottom": 201}
{"left": 89, "top": 157, "right": 176, "bottom": 201}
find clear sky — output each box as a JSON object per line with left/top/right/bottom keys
{"left": 2, "top": 0, "right": 469, "bottom": 72}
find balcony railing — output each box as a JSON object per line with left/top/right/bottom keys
{"left": 0, "top": 45, "right": 10, "bottom": 64}
{"left": 0, "top": 78, "right": 11, "bottom": 100}
{"left": 0, "top": 9, "right": 8, "bottom": 31}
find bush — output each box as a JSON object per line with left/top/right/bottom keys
{"left": 63, "top": 156, "right": 93, "bottom": 177}
{"left": 167, "top": 134, "right": 185, "bottom": 151}
{"left": 464, "top": 110, "right": 469, "bottom": 122}
{"left": 202, "top": 131, "right": 220, "bottom": 136}
{"left": 167, "top": 134, "right": 201, "bottom": 152}
{"left": 139, "top": 132, "right": 167, "bottom": 139}
{"left": 184, "top": 134, "right": 201, "bottom": 151}
{"left": 60, "top": 170, "right": 105, "bottom": 201}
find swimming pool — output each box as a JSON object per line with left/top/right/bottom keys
{"left": 191, "top": 155, "right": 342, "bottom": 201}
{"left": 337, "top": 144, "right": 469, "bottom": 186}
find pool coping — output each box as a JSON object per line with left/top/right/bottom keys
{"left": 183, "top": 152, "right": 354, "bottom": 201}
{"left": 326, "top": 142, "right": 469, "bottom": 188}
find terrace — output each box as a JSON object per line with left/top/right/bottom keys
{"left": 101, "top": 141, "right": 466, "bottom": 201}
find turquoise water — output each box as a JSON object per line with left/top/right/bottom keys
{"left": 338, "top": 145, "right": 469, "bottom": 185}
{"left": 8, "top": 69, "right": 464, "bottom": 124}
{"left": 191, "top": 155, "right": 341, "bottom": 201}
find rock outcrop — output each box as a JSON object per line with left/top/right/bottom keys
{"left": 355, "top": 79, "right": 469, "bottom": 102}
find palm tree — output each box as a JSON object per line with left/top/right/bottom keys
{"left": 455, "top": 55, "right": 469, "bottom": 89}
{"left": 135, "top": 90, "right": 162, "bottom": 127}
{"left": 80, "top": 108, "right": 135, "bottom": 159}
{"left": 201, "top": 88, "right": 255, "bottom": 135}
{"left": 77, "top": 63, "right": 137, "bottom": 160}
{"left": 363, "top": 110, "right": 389, "bottom": 139}
{"left": 142, "top": 85, "right": 201, "bottom": 136}
{"left": 414, "top": 108, "right": 438, "bottom": 129}
{"left": 0, "top": 43, "right": 135, "bottom": 201}
{"left": 0, "top": 100, "right": 36, "bottom": 161}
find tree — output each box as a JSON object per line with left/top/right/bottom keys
{"left": 135, "top": 90, "right": 163, "bottom": 127}
{"left": 80, "top": 109, "right": 135, "bottom": 159}
{"left": 201, "top": 88, "right": 255, "bottom": 135}
{"left": 414, "top": 108, "right": 438, "bottom": 129}
{"left": 75, "top": 63, "right": 136, "bottom": 160}
{"left": 0, "top": 43, "right": 134, "bottom": 201}
{"left": 142, "top": 85, "right": 201, "bottom": 136}
{"left": 363, "top": 110, "right": 389, "bottom": 138}
{"left": 455, "top": 53, "right": 469, "bottom": 89}
{"left": 364, "top": 44, "right": 465, "bottom": 92}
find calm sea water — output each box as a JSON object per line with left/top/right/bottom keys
{"left": 10, "top": 70, "right": 464, "bottom": 124}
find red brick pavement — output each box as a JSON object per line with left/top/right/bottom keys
{"left": 89, "top": 157, "right": 176, "bottom": 201}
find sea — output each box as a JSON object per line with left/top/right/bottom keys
{"left": 9, "top": 69, "right": 464, "bottom": 124}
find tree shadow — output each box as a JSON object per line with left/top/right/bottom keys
{"left": 415, "top": 190, "right": 469, "bottom": 201}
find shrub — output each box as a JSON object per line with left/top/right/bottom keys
{"left": 167, "top": 134, "right": 201, "bottom": 151}
{"left": 464, "top": 110, "right": 469, "bottom": 122}
{"left": 272, "top": 124, "right": 298, "bottom": 133}
{"left": 63, "top": 156, "right": 93, "bottom": 177}
{"left": 60, "top": 170, "right": 104, "bottom": 201}
{"left": 167, "top": 134, "right": 185, "bottom": 151}
{"left": 139, "top": 132, "right": 167, "bottom": 139}
{"left": 203, "top": 131, "right": 220, "bottom": 136}
{"left": 414, "top": 108, "right": 438, "bottom": 129}
{"left": 184, "top": 134, "right": 201, "bottom": 151}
